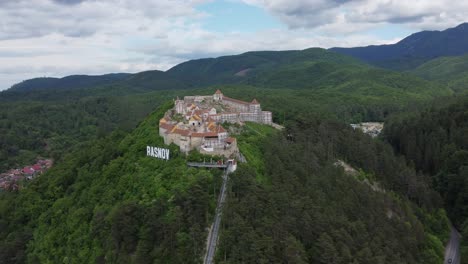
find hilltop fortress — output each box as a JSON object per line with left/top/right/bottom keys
{"left": 159, "top": 90, "right": 272, "bottom": 157}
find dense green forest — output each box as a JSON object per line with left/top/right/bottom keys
{"left": 216, "top": 116, "right": 449, "bottom": 263}
{"left": 411, "top": 55, "right": 468, "bottom": 94}
{"left": 166, "top": 48, "right": 363, "bottom": 86}
{"left": 0, "top": 102, "right": 223, "bottom": 263}
{"left": 0, "top": 92, "right": 179, "bottom": 172}
{"left": 382, "top": 97, "right": 468, "bottom": 259}
{"left": 0, "top": 103, "right": 452, "bottom": 263}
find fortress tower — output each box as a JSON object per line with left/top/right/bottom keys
{"left": 213, "top": 89, "right": 223, "bottom": 101}
{"left": 249, "top": 99, "right": 261, "bottom": 113}
{"left": 175, "top": 97, "right": 185, "bottom": 114}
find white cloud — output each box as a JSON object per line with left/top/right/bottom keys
{"left": 241, "top": 0, "right": 468, "bottom": 31}
{"left": 0, "top": 0, "right": 210, "bottom": 89}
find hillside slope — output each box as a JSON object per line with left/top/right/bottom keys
{"left": 411, "top": 55, "right": 468, "bottom": 93}
{"left": 2, "top": 70, "right": 189, "bottom": 101}
{"left": 167, "top": 48, "right": 362, "bottom": 86}
{"left": 382, "top": 96, "right": 468, "bottom": 261}
{"left": 0, "top": 102, "right": 452, "bottom": 263}
{"left": 216, "top": 115, "right": 450, "bottom": 263}
{"left": 245, "top": 59, "right": 448, "bottom": 96}
{"left": 167, "top": 48, "right": 453, "bottom": 114}
{"left": 0, "top": 90, "right": 179, "bottom": 172}
{"left": 331, "top": 23, "right": 468, "bottom": 70}
{"left": 0, "top": 102, "right": 221, "bottom": 263}
{"left": 9, "top": 74, "right": 131, "bottom": 92}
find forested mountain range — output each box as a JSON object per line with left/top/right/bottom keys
{"left": 1, "top": 46, "right": 455, "bottom": 172}
{"left": 6, "top": 22, "right": 468, "bottom": 95}
{"left": 9, "top": 73, "right": 131, "bottom": 93}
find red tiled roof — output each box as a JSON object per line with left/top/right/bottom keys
{"left": 194, "top": 109, "right": 209, "bottom": 116}
{"left": 226, "top": 137, "right": 236, "bottom": 144}
{"left": 223, "top": 96, "right": 250, "bottom": 105}
{"left": 23, "top": 167, "right": 34, "bottom": 174}
{"left": 160, "top": 123, "right": 175, "bottom": 130}
{"left": 171, "top": 128, "right": 191, "bottom": 137}
{"left": 251, "top": 99, "right": 259, "bottom": 105}
{"left": 215, "top": 89, "right": 222, "bottom": 94}
{"left": 32, "top": 164, "right": 42, "bottom": 171}
{"left": 217, "top": 125, "right": 226, "bottom": 133}
{"left": 192, "top": 132, "right": 218, "bottom": 138}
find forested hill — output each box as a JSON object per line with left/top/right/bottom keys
{"left": 0, "top": 102, "right": 452, "bottom": 263}
{"left": 0, "top": 48, "right": 369, "bottom": 98}
{"left": 166, "top": 48, "right": 362, "bottom": 86}
{"left": 411, "top": 54, "right": 468, "bottom": 93}
{"left": 217, "top": 117, "right": 451, "bottom": 263}
{"left": 0, "top": 102, "right": 222, "bottom": 263}
{"left": 5, "top": 48, "right": 451, "bottom": 98}
{"left": 1, "top": 70, "right": 190, "bottom": 102}
{"left": 382, "top": 96, "right": 468, "bottom": 259}
{"left": 0, "top": 90, "right": 179, "bottom": 172}
{"left": 167, "top": 48, "right": 450, "bottom": 98}
{"left": 9, "top": 73, "right": 131, "bottom": 92}
{"left": 331, "top": 22, "right": 468, "bottom": 70}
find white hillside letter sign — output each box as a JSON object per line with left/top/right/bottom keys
{"left": 147, "top": 146, "right": 170, "bottom": 160}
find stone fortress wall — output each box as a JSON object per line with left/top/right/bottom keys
{"left": 159, "top": 89, "right": 272, "bottom": 157}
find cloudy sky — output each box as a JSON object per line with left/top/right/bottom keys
{"left": 0, "top": 0, "right": 467, "bottom": 90}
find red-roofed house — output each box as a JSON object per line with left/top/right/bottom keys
{"left": 23, "top": 167, "right": 34, "bottom": 175}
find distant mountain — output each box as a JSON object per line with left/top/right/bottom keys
{"left": 331, "top": 23, "right": 468, "bottom": 70}
{"left": 2, "top": 70, "right": 190, "bottom": 101}
{"left": 9, "top": 73, "right": 131, "bottom": 92}
{"left": 8, "top": 23, "right": 468, "bottom": 95}
{"left": 167, "top": 48, "right": 452, "bottom": 103}
{"left": 244, "top": 58, "right": 446, "bottom": 96}
{"left": 2, "top": 48, "right": 452, "bottom": 110}
{"left": 411, "top": 54, "right": 468, "bottom": 93}
{"left": 118, "top": 70, "right": 190, "bottom": 92}
{"left": 167, "top": 48, "right": 362, "bottom": 86}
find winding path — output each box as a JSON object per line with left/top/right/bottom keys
{"left": 204, "top": 166, "right": 229, "bottom": 264}
{"left": 444, "top": 226, "right": 461, "bottom": 264}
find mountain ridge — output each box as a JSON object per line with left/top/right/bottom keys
{"left": 6, "top": 22, "right": 468, "bottom": 92}
{"left": 410, "top": 54, "right": 468, "bottom": 93}
{"left": 9, "top": 73, "right": 132, "bottom": 92}
{"left": 331, "top": 22, "right": 468, "bottom": 70}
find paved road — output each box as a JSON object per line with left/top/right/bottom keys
{"left": 445, "top": 226, "right": 461, "bottom": 264}
{"left": 204, "top": 167, "right": 229, "bottom": 264}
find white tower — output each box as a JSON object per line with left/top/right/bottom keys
{"left": 175, "top": 97, "right": 184, "bottom": 114}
